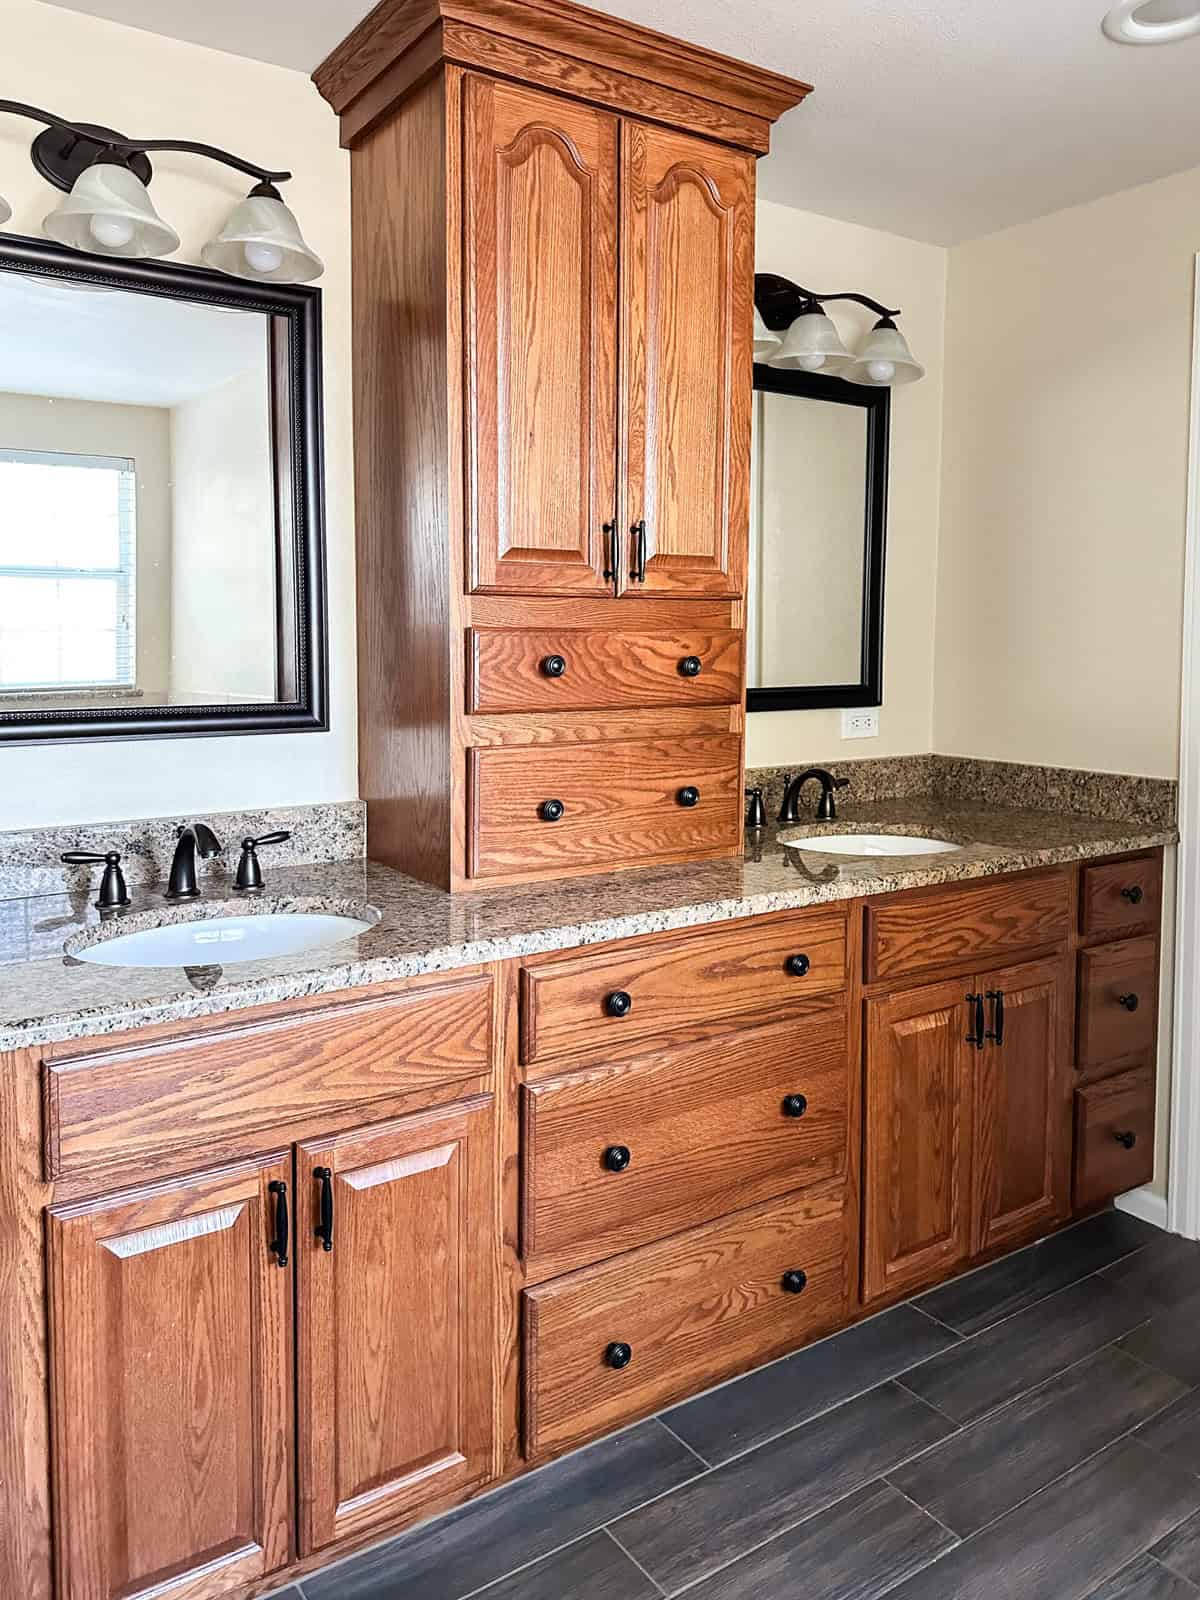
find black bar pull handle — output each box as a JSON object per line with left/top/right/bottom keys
{"left": 602, "top": 521, "right": 617, "bottom": 584}
{"left": 314, "top": 1166, "right": 334, "bottom": 1252}
{"left": 985, "top": 990, "right": 1005, "bottom": 1046}
{"left": 268, "top": 1180, "right": 289, "bottom": 1268}
{"left": 630, "top": 520, "right": 647, "bottom": 583}
{"left": 965, "top": 993, "right": 985, "bottom": 1050}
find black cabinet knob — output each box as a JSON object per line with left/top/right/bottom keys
{"left": 1121, "top": 885, "right": 1144, "bottom": 905}
{"left": 603, "top": 1145, "right": 631, "bottom": 1172}
{"left": 782, "top": 1093, "right": 809, "bottom": 1118}
{"left": 786, "top": 954, "right": 811, "bottom": 978}
{"left": 677, "top": 786, "right": 700, "bottom": 807}
{"left": 540, "top": 654, "right": 567, "bottom": 678}
{"left": 679, "top": 656, "right": 703, "bottom": 678}
{"left": 781, "top": 1269, "right": 808, "bottom": 1295}
{"left": 539, "top": 799, "right": 565, "bottom": 823}
{"left": 605, "top": 990, "right": 632, "bottom": 1018}
{"left": 1117, "top": 993, "right": 1140, "bottom": 1012}
{"left": 1113, "top": 1130, "right": 1138, "bottom": 1150}
{"left": 605, "top": 1341, "right": 633, "bottom": 1370}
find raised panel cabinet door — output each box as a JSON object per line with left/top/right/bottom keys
{"left": 46, "top": 1154, "right": 293, "bottom": 1600}
{"left": 619, "top": 119, "right": 753, "bottom": 598}
{"left": 972, "top": 956, "right": 1072, "bottom": 1256}
{"left": 863, "top": 978, "right": 975, "bottom": 1304}
{"left": 297, "top": 1096, "right": 497, "bottom": 1553}
{"left": 464, "top": 75, "right": 619, "bottom": 595}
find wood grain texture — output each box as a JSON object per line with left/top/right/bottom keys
{"left": 523, "top": 1180, "right": 850, "bottom": 1458}
{"left": 1080, "top": 855, "right": 1162, "bottom": 940}
{"left": 297, "top": 1097, "right": 497, "bottom": 1553}
{"left": 521, "top": 1001, "right": 849, "bottom": 1277}
{"left": 1077, "top": 937, "right": 1159, "bottom": 1072}
{"left": 43, "top": 975, "right": 494, "bottom": 1180}
{"left": 467, "top": 626, "right": 742, "bottom": 711}
{"left": 619, "top": 122, "right": 753, "bottom": 599}
{"left": 1074, "top": 1067, "right": 1156, "bottom": 1210}
{"left": 866, "top": 869, "right": 1072, "bottom": 984}
{"left": 468, "top": 732, "right": 743, "bottom": 878}
{"left": 467, "top": 701, "right": 740, "bottom": 748}
{"left": 464, "top": 78, "right": 617, "bottom": 596}
{"left": 47, "top": 1154, "right": 293, "bottom": 1600}
{"left": 520, "top": 906, "right": 848, "bottom": 1066}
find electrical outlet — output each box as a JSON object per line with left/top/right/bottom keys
{"left": 841, "top": 709, "right": 879, "bottom": 740}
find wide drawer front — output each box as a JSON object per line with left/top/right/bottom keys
{"left": 1077, "top": 937, "right": 1158, "bottom": 1071}
{"left": 523, "top": 1182, "right": 850, "bottom": 1457}
{"left": 521, "top": 907, "right": 848, "bottom": 1066}
{"left": 42, "top": 974, "right": 494, "bottom": 1179}
{"left": 468, "top": 627, "right": 742, "bottom": 712}
{"left": 468, "top": 734, "right": 742, "bottom": 879}
{"left": 1073, "top": 1066, "right": 1155, "bottom": 1210}
{"left": 522, "top": 1002, "right": 849, "bottom": 1277}
{"left": 1080, "top": 856, "right": 1162, "bottom": 938}
{"left": 866, "top": 870, "right": 1071, "bottom": 983}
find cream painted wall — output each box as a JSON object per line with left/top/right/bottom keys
{"left": 749, "top": 198, "right": 947, "bottom": 766}
{"left": 0, "top": 0, "right": 354, "bottom": 828}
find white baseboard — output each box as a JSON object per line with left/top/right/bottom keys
{"left": 1115, "top": 1186, "right": 1170, "bottom": 1232}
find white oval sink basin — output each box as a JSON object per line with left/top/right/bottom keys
{"left": 74, "top": 912, "right": 376, "bottom": 968}
{"left": 785, "top": 833, "right": 960, "bottom": 858}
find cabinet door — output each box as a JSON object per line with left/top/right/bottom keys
{"left": 47, "top": 1154, "right": 292, "bottom": 1600}
{"left": 297, "top": 1097, "right": 497, "bottom": 1553}
{"left": 972, "top": 956, "right": 1071, "bottom": 1256}
{"left": 464, "top": 75, "right": 618, "bottom": 595}
{"left": 620, "top": 120, "right": 753, "bottom": 598}
{"left": 864, "top": 979, "right": 975, "bottom": 1303}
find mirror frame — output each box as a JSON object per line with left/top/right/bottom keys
{"left": 0, "top": 234, "right": 327, "bottom": 744}
{"left": 747, "top": 363, "right": 889, "bottom": 714}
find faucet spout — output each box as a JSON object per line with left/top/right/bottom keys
{"left": 165, "top": 822, "right": 223, "bottom": 901}
{"left": 778, "top": 768, "right": 851, "bottom": 825}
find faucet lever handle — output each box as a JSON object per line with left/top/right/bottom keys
{"left": 61, "top": 849, "right": 131, "bottom": 911}
{"left": 235, "top": 831, "right": 292, "bottom": 893}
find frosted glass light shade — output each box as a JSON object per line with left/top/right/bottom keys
{"left": 0, "top": 193, "right": 11, "bottom": 227}
{"left": 42, "top": 163, "right": 180, "bottom": 259}
{"left": 846, "top": 319, "right": 925, "bottom": 386}
{"left": 202, "top": 191, "right": 323, "bottom": 283}
{"left": 753, "top": 307, "right": 782, "bottom": 360}
{"left": 772, "top": 308, "right": 855, "bottom": 374}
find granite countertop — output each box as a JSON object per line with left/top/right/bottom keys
{"left": 0, "top": 797, "right": 1174, "bottom": 1051}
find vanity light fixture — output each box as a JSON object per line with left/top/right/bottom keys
{"left": 753, "top": 307, "right": 782, "bottom": 360}
{"left": 0, "top": 192, "right": 11, "bottom": 226}
{"left": 754, "top": 273, "right": 926, "bottom": 387}
{"left": 0, "top": 99, "right": 323, "bottom": 283}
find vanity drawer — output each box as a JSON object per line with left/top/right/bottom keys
{"left": 1080, "top": 856, "right": 1162, "bottom": 938}
{"left": 866, "top": 869, "right": 1071, "bottom": 984}
{"left": 522, "top": 1002, "right": 849, "bottom": 1276}
{"left": 1077, "top": 937, "right": 1158, "bottom": 1071}
{"left": 520, "top": 907, "right": 848, "bottom": 1066}
{"left": 42, "top": 973, "right": 494, "bottom": 1179}
{"left": 468, "top": 734, "right": 742, "bottom": 879}
{"left": 1073, "top": 1066, "right": 1155, "bottom": 1210}
{"left": 467, "top": 627, "right": 742, "bottom": 712}
{"left": 523, "top": 1181, "right": 850, "bottom": 1458}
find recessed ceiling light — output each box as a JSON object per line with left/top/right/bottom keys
{"left": 1103, "top": 0, "right": 1200, "bottom": 43}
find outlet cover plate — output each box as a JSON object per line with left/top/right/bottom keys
{"left": 841, "top": 709, "right": 879, "bottom": 739}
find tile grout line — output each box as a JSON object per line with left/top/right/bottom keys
{"left": 603, "top": 1526, "right": 668, "bottom": 1596}
{"left": 884, "top": 1477, "right": 964, "bottom": 1546}
{"left": 1147, "top": 1552, "right": 1200, "bottom": 1595}
{"left": 455, "top": 1528, "right": 618, "bottom": 1600}
{"left": 654, "top": 1418, "right": 718, "bottom": 1472}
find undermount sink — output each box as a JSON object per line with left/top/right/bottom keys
{"left": 72, "top": 912, "right": 377, "bottom": 969}
{"left": 784, "top": 833, "right": 961, "bottom": 858}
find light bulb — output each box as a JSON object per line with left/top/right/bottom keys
{"left": 797, "top": 353, "right": 827, "bottom": 371}
{"left": 89, "top": 214, "right": 136, "bottom": 250}
{"left": 243, "top": 240, "right": 284, "bottom": 275}
{"left": 866, "top": 359, "right": 896, "bottom": 383}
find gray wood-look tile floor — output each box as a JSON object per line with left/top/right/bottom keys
{"left": 288, "top": 1209, "right": 1200, "bottom": 1600}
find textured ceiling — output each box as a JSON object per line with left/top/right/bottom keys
{"left": 33, "top": 0, "right": 1200, "bottom": 243}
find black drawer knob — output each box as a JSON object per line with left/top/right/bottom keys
{"left": 679, "top": 655, "right": 703, "bottom": 678}
{"left": 781, "top": 1269, "right": 808, "bottom": 1295}
{"left": 677, "top": 786, "right": 700, "bottom": 808}
{"left": 605, "top": 1341, "right": 633, "bottom": 1370}
{"left": 1113, "top": 1129, "right": 1138, "bottom": 1150}
{"left": 786, "top": 954, "right": 811, "bottom": 978}
{"left": 782, "top": 1093, "right": 809, "bottom": 1119}
{"left": 603, "top": 1145, "right": 631, "bottom": 1172}
{"left": 540, "top": 654, "right": 567, "bottom": 678}
{"left": 539, "top": 799, "right": 565, "bottom": 823}
{"left": 1117, "top": 993, "right": 1140, "bottom": 1012}
{"left": 1121, "top": 885, "right": 1144, "bottom": 905}
{"left": 605, "top": 990, "right": 632, "bottom": 1018}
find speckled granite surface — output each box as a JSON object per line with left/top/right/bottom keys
{"left": 0, "top": 796, "right": 1174, "bottom": 1052}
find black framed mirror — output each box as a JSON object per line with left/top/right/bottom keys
{"left": 0, "top": 235, "right": 326, "bottom": 743}
{"left": 747, "top": 363, "right": 888, "bottom": 713}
